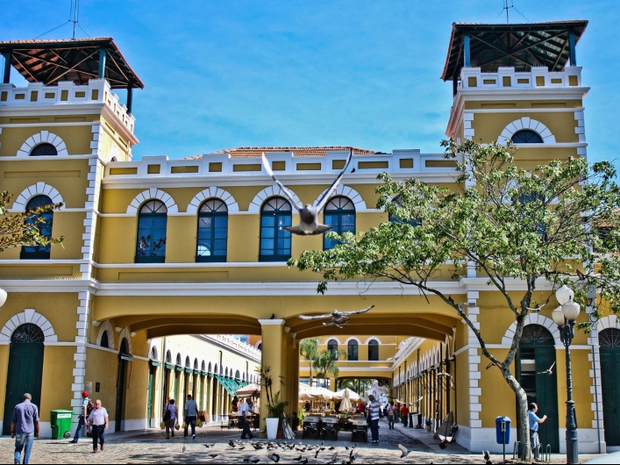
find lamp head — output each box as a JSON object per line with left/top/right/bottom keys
{"left": 555, "top": 285, "right": 574, "bottom": 306}
{"left": 0, "top": 288, "right": 6, "bottom": 308}
{"left": 562, "top": 300, "right": 581, "bottom": 321}
{"left": 552, "top": 305, "right": 566, "bottom": 326}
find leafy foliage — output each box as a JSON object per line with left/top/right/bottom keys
{"left": 0, "top": 191, "right": 64, "bottom": 253}
{"left": 289, "top": 139, "right": 620, "bottom": 460}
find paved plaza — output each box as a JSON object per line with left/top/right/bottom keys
{"left": 0, "top": 418, "right": 605, "bottom": 464}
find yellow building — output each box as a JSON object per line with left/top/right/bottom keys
{"left": 0, "top": 20, "right": 616, "bottom": 454}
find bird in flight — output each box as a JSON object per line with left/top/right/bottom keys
{"left": 298, "top": 305, "right": 374, "bottom": 328}
{"left": 261, "top": 149, "right": 353, "bottom": 235}
{"left": 398, "top": 444, "right": 411, "bottom": 458}
{"left": 537, "top": 361, "right": 555, "bottom": 375}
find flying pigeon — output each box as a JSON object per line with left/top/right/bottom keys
{"left": 537, "top": 361, "right": 555, "bottom": 375}
{"left": 298, "top": 305, "right": 374, "bottom": 329}
{"left": 398, "top": 444, "right": 411, "bottom": 458}
{"left": 261, "top": 149, "right": 353, "bottom": 235}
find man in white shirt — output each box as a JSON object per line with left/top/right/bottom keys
{"left": 238, "top": 398, "right": 254, "bottom": 440}
{"left": 184, "top": 394, "right": 198, "bottom": 439}
{"left": 88, "top": 400, "right": 108, "bottom": 453}
{"left": 368, "top": 395, "right": 381, "bottom": 443}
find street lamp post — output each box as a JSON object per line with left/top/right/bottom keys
{"left": 552, "top": 285, "right": 580, "bottom": 465}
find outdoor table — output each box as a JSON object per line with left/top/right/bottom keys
{"left": 321, "top": 415, "right": 339, "bottom": 440}
{"left": 302, "top": 414, "right": 321, "bottom": 439}
{"left": 349, "top": 417, "right": 368, "bottom": 442}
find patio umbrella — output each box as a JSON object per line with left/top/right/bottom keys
{"left": 335, "top": 388, "right": 362, "bottom": 402}
{"left": 235, "top": 382, "right": 260, "bottom": 398}
{"left": 339, "top": 389, "right": 353, "bottom": 412}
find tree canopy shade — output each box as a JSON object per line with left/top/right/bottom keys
{"left": 0, "top": 191, "right": 63, "bottom": 253}
{"left": 289, "top": 140, "right": 620, "bottom": 460}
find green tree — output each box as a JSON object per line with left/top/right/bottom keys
{"left": 290, "top": 140, "right": 620, "bottom": 460}
{"left": 314, "top": 347, "right": 348, "bottom": 382}
{"left": 299, "top": 338, "right": 320, "bottom": 388}
{"left": 0, "top": 191, "right": 63, "bottom": 253}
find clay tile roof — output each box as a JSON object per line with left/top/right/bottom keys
{"left": 185, "top": 146, "right": 381, "bottom": 159}
{"left": 0, "top": 37, "right": 144, "bottom": 89}
{"left": 441, "top": 20, "right": 588, "bottom": 81}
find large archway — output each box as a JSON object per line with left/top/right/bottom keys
{"left": 2, "top": 324, "right": 45, "bottom": 436}
{"left": 517, "top": 324, "right": 559, "bottom": 452}
{"left": 600, "top": 328, "right": 620, "bottom": 445}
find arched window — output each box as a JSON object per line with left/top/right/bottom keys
{"left": 389, "top": 212, "right": 422, "bottom": 227}
{"left": 511, "top": 130, "right": 543, "bottom": 144}
{"left": 259, "top": 197, "right": 292, "bottom": 262}
{"left": 368, "top": 340, "right": 379, "bottom": 361}
{"left": 20, "top": 195, "right": 54, "bottom": 260}
{"left": 30, "top": 143, "right": 58, "bottom": 156}
{"left": 100, "top": 331, "right": 110, "bottom": 348}
{"left": 327, "top": 340, "right": 339, "bottom": 359}
{"left": 600, "top": 328, "right": 620, "bottom": 348}
{"left": 389, "top": 196, "right": 422, "bottom": 227}
{"left": 324, "top": 196, "right": 355, "bottom": 250}
{"left": 196, "top": 198, "right": 228, "bottom": 262}
{"left": 347, "top": 340, "right": 359, "bottom": 361}
{"left": 135, "top": 200, "right": 167, "bottom": 263}
{"left": 11, "top": 324, "right": 45, "bottom": 343}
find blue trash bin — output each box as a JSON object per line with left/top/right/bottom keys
{"left": 495, "top": 416, "right": 511, "bottom": 444}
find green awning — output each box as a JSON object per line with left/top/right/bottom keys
{"left": 215, "top": 375, "right": 239, "bottom": 396}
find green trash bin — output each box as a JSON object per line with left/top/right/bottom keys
{"left": 50, "top": 409, "right": 74, "bottom": 439}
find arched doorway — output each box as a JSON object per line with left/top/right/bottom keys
{"left": 2, "top": 324, "right": 45, "bottom": 435}
{"left": 600, "top": 328, "right": 620, "bottom": 445}
{"left": 517, "top": 324, "right": 559, "bottom": 452}
{"left": 115, "top": 338, "right": 132, "bottom": 432}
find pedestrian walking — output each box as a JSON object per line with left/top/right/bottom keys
{"left": 401, "top": 403, "right": 410, "bottom": 428}
{"left": 70, "top": 391, "right": 92, "bottom": 443}
{"left": 163, "top": 399, "right": 178, "bottom": 439}
{"left": 10, "top": 393, "right": 40, "bottom": 465}
{"left": 183, "top": 394, "right": 198, "bottom": 439}
{"left": 529, "top": 402, "right": 548, "bottom": 461}
{"left": 239, "top": 398, "right": 254, "bottom": 440}
{"left": 88, "top": 399, "right": 108, "bottom": 453}
{"left": 386, "top": 401, "right": 395, "bottom": 430}
{"left": 367, "top": 395, "right": 380, "bottom": 443}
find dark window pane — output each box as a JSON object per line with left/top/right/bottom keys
{"left": 512, "top": 130, "right": 543, "bottom": 144}
{"left": 21, "top": 195, "right": 54, "bottom": 259}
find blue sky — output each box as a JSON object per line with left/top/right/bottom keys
{"left": 2, "top": 1, "right": 618, "bottom": 169}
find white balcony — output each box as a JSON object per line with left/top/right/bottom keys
{"left": 0, "top": 79, "right": 135, "bottom": 133}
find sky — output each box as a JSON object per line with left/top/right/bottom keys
{"left": 2, "top": 0, "right": 618, "bottom": 169}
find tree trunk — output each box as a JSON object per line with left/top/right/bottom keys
{"left": 503, "top": 368, "right": 531, "bottom": 462}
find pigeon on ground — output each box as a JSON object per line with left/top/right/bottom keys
{"left": 483, "top": 450, "right": 492, "bottom": 465}
{"left": 261, "top": 149, "right": 353, "bottom": 235}
{"left": 298, "top": 305, "right": 375, "bottom": 329}
{"left": 208, "top": 453, "right": 219, "bottom": 459}
{"left": 203, "top": 443, "right": 215, "bottom": 448}
{"left": 229, "top": 440, "right": 236, "bottom": 448}
{"left": 181, "top": 445, "right": 186, "bottom": 453}
{"left": 398, "top": 444, "right": 411, "bottom": 458}
{"left": 268, "top": 452, "right": 280, "bottom": 463}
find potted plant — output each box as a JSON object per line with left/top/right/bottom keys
{"left": 258, "top": 366, "right": 289, "bottom": 439}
